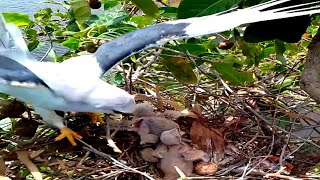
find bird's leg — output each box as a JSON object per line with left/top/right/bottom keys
{"left": 85, "top": 112, "right": 105, "bottom": 125}
{"left": 34, "top": 107, "right": 82, "bottom": 146}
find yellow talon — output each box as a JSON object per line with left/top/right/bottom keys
{"left": 55, "top": 127, "right": 82, "bottom": 146}
{"left": 85, "top": 112, "right": 104, "bottom": 125}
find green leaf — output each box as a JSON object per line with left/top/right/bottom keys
{"left": 171, "top": 43, "right": 207, "bottom": 56}
{"left": 101, "top": 0, "right": 119, "bottom": 10}
{"left": 274, "top": 76, "right": 296, "bottom": 90}
{"left": 129, "top": 0, "right": 159, "bottom": 17}
{"left": 70, "top": 0, "right": 91, "bottom": 27}
{"left": 161, "top": 56, "right": 197, "bottom": 84}
{"left": 2, "top": 12, "right": 30, "bottom": 26}
{"left": 130, "top": 16, "right": 154, "bottom": 28}
{"left": 258, "top": 46, "right": 274, "bottom": 60}
{"left": 25, "top": 29, "right": 38, "bottom": 40}
{"left": 177, "top": 0, "right": 241, "bottom": 19}
{"left": 259, "top": 62, "right": 277, "bottom": 74}
{"left": 275, "top": 40, "right": 287, "bottom": 65}
{"left": 48, "top": 49, "right": 58, "bottom": 62}
{"left": 212, "top": 62, "right": 257, "bottom": 86}
{"left": 114, "top": 73, "right": 124, "bottom": 85}
{"left": 86, "top": 12, "right": 128, "bottom": 27}
{"left": 27, "top": 40, "right": 40, "bottom": 51}
{"left": 61, "top": 37, "right": 81, "bottom": 50}
{"left": 159, "top": 7, "right": 178, "bottom": 17}
{"left": 34, "top": 8, "right": 53, "bottom": 22}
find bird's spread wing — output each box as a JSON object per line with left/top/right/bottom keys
{"left": 91, "top": 0, "right": 320, "bottom": 76}
{"left": 0, "top": 56, "right": 48, "bottom": 87}
{"left": 0, "top": 13, "right": 37, "bottom": 67}
{"left": 0, "top": 13, "right": 46, "bottom": 87}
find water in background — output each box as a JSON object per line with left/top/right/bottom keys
{"left": 0, "top": 0, "right": 69, "bottom": 60}
{"left": 0, "top": 0, "right": 64, "bottom": 15}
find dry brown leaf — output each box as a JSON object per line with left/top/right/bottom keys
{"left": 16, "top": 151, "right": 42, "bottom": 180}
{"left": 192, "top": 104, "right": 202, "bottom": 115}
{"left": 190, "top": 121, "right": 225, "bottom": 161}
{"left": 222, "top": 116, "right": 248, "bottom": 130}
{"left": 168, "top": 0, "right": 181, "bottom": 7}
{"left": 0, "top": 158, "right": 6, "bottom": 176}
{"left": 156, "top": 84, "right": 164, "bottom": 111}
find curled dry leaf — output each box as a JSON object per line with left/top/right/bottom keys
{"left": 190, "top": 121, "right": 225, "bottom": 161}
{"left": 194, "top": 162, "right": 218, "bottom": 175}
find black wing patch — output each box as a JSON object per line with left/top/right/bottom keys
{"left": 0, "top": 56, "right": 49, "bottom": 87}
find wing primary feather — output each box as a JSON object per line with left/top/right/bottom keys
{"left": 94, "top": 0, "right": 320, "bottom": 75}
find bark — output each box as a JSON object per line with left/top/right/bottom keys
{"left": 300, "top": 27, "right": 320, "bottom": 103}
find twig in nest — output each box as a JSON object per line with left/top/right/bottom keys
{"left": 105, "top": 115, "right": 122, "bottom": 153}
{"left": 265, "top": 166, "right": 301, "bottom": 180}
{"left": 76, "top": 138, "right": 155, "bottom": 180}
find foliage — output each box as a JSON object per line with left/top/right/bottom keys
{"left": 1, "top": 0, "right": 320, "bottom": 178}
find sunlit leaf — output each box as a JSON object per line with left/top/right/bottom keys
{"left": 61, "top": 37, "right": 81, "bottom": 50}
{"left": 2, "top": 12, "right": 30, "bottom": 26}
{"left": 130, "top": 16, "right": 153, "bottom": 28}
{"left": 70, "top": 0, "right": 91, "bottom": 27}
{"left": 274, "top": 76, "right": 296, "bottom": 90}
{"left": 34, "top": 8, "right": 53, "bottom": 22}
{"left": 100, "top": 0, "right": 119, "bottom": 10}
{"left": 212, "top": 62, "right": 257, "bottom": 86}
{"left": 48, "top": 49, "right": 58, "bottom": 62}
{"left": 129, "top": 0, "right": 159, "bottom": 17}
{"left": 161, "top": 56, "right": 197, "bottom": 84}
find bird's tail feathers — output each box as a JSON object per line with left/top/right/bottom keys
{"left": 184, "top": 0, "right": 320, "bottom": 38}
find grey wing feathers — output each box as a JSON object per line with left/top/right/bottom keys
{"left": 0, "top": 56, "right": 48, "bottom": 87}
